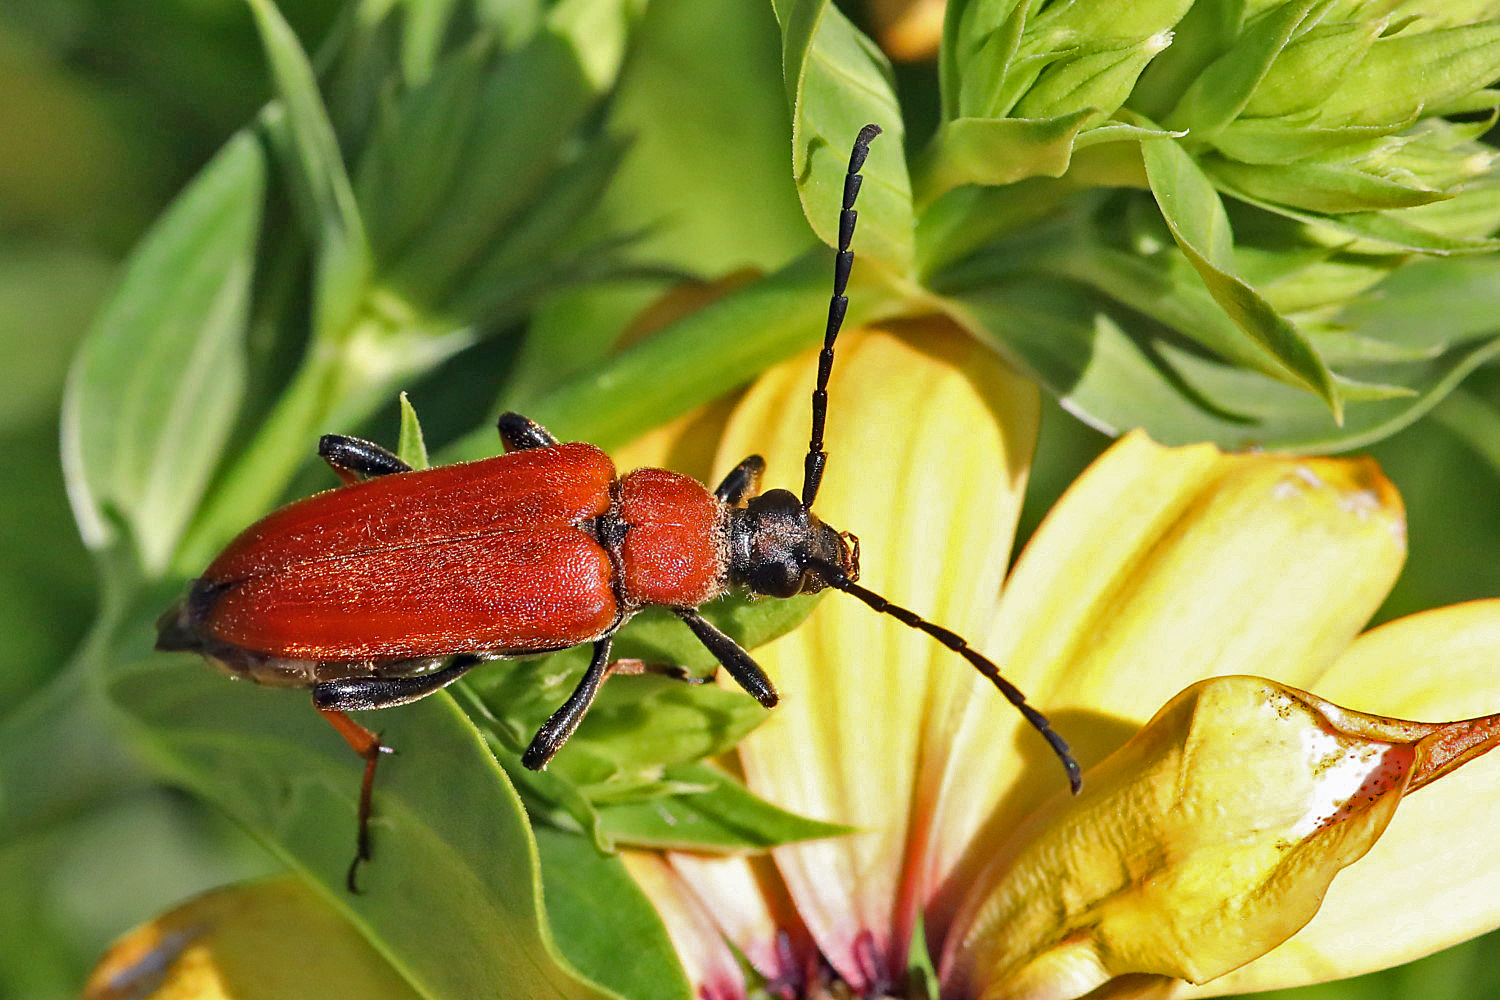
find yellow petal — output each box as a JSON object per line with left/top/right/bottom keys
{"left": 918, "top": 435, "right": 1408, "bottom": 935}
{"left": 1180, "top": 600, "right": 1500, "bottom": 995}
{"left": 620, "top": 852, "right": 746, "bottom": 1000}
{"left": 866, "top": 0, "right": 946, "bottom": 60}
{"left": 82, "top": 878, "right": 419, "bottom": 1000}
{"left": 719, "top": 322, "right": 1039, "bottom": 988}
{"left": 669, "top": 852, "right": 818, "bottom": 986}
{"left": 940, "top": 675, "right": 1500, "bottom": 1000}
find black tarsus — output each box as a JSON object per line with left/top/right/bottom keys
{"left": 673, "top": 608, "right": 779, "bottom": 708}
{"left": 810, "top": 559, "right": 1082, "bottom": 794}
{"left": 714, "top": 455, "right": 766, "bottom": 505}
{"left": 523, "top": 637, "right": 614, "bottom": 769}
{"left": 319, "top": 434, "right": 412, "bottom": 483}
{"left": 498, "top": 412, "right": 560, "bottom": 453}
{"left": 801, "top": 123, "right": 882, "bottom": 511}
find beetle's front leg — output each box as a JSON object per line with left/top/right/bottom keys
{"left": 497, "top": 412, "right": 560, "bottom": 453}
{"left": 318, "top": 435, "right": 412, "bottom": 486}
{"left": 713, "top": 455, "right": 766, "bottom": 505}
{"left": 673, "top": 608, "right": 779, "bottom": 708}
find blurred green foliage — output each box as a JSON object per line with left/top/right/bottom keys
{"left": 2, "top": 0, "right": 1500, "bottom": 998}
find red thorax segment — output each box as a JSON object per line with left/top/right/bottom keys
{"left": 616, "top": 468, "right": 729, "bottom": 609}
{"left": 201, "top": 443, "right": 620, "bottom": 660}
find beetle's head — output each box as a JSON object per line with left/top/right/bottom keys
{"left": 728, "top": 488, "right": 860, "bottom": 598}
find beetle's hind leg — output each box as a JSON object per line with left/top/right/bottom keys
{"left": 497, "top": 412, "right": 559, "bottom": 452}
{"left": 312, "top": 655, "right": 481, "bottom": 891}
{"left": 319, "top": 435, "right": 412, "bottom": 485}
{"left": 714, "top": 455, "right": 766, "bottom": 505}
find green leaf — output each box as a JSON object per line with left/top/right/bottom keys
{"left": 110, "top": 654, "right": 624, "bottom": 1000}
{"left": 61, "top": 131, "right": 263, "bottom": 575}
{"left": 943, "top": 0, "right": 1028, "bottom": 120}
{"left": 1212, "top": 115, "right": 1419, "bottom": 166}
{"left": 612, "top": 593, "right": 823, "bottom": 672}
{"left": 772, "top": 0, "right": 913, "bottom": 273}
{"left": 1223, "top": 182, "right": 1500, "bottom": 255}
{"left": 1013, "top": 34, "right": 1172, "bottom": 121}
{"left": 1140, "top": 133, "right": 1342, "bottom": 416}
{"left": 396, "top": 392, "right": 429, "bottom": 469}
{"left": 949, "top": 281, "right": 1500, "bottom": 453}
{"left": 246, "top": 0, "right": 372, "bottom": 341}
{"left": 446, "top": 251, "right": 901, "bottom": 459}
{"left": 387, "top": 0, "right": 632, "bottom": 303}
{"left": 1206, "top": 157, "right": 1448, "bottom": 214}
{"left": 919, "top": 111, "right": 1098, "bottom": 202}
{"left": 1316, "top": 20, "right": 1500, "bottom": 128}
{"left": 535, "top": 827, "right": 693, "bottom": 1000}
{"left": 1240, "top": 18, "right": 1383, "bottom": 119}
{"left": 1163, "top": 0, "right": 1322, "bottom": 140}
{"left": 1335, "top": 256, "right": 1500, "bottom": 349}
{"left": 594, "top": 761, "right": 851, "bottom": 852}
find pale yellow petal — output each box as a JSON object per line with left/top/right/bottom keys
{"left": 82, "top": 878, "right": 420, "bottom": 1000}
{"left": 1180, "top": 601, "right": 1500, "bottom": 996}
{"left": 669, "top": 851, "right": 817, "bottom": 986}
{"left": 941, "top": 676, "right": 1500, "bottom": 1000}
{"left": 720, "top": 322, "right": 1039, "bottom": 988}
{"left": 621, "top": 852, "right": 746, "bottom": 1000}
{"left": 867, "top": 0, "right": 946, "bottom": 60}
{"left": 919, "top": 436, "right": 1408, "bottom": 936}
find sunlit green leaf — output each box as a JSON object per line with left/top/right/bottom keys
{"left": 61, "top": 132, "right": 263, "bottom": 575}
{"left": 772, "top": 0, "right": 913, "bottom": 272}
{"left": 110, "top": 655, "right": 621, "bottom": 1000}
{"left": 395, "top": 392, "right": 428, "bottom": 469}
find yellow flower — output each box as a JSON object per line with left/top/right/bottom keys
{"left": 618, "top": 320, "right": 1500, "bottom": 1000}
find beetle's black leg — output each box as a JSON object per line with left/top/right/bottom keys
{"left": 523, "top": 637, "right": 613, "bottom": 769}
{"left": 673, "top": 608, "right": 779, "bottom": 708}
{"left": 311, "top": 655, "right": 480, "bottom": 711}
{"left": 713, "top": 455, "right": 766, "bottom": 505}
{"left": 311, "top": 655, "right": 480, "bottom": 892}
{"left": 497, "top": 412, "right": 560, "bottom": 453}
{"left": 319, "top": 434, "right": 412, "bottom": 486}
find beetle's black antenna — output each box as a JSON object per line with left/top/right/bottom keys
{"left": 802, "top": 123, "right": 882, "bottom": 511}
{"left": 810, "top": 559, "right": 1083, "bottom": 794}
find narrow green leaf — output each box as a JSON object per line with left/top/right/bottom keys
{"left": 1223, "top": 183, "right": 1500, "bottom": 255}
{"left": 535, "top": 827, "right": 693, "bottom": 1000}
{"left": 110, "top": 654, "right": 624, "bottom": 1000}
{"left": 1140, "top": 134, "right": 1342, "bottom": 416}
{"left": 1336, "top": 255, "right": 1500, "bottom": 349}
{"left": 1163, "top": 0, "right": 1322, "bottom": 140}
{"left": 1212, "top": 115, "right": 1418, "bottom": 166}
{"left": 1013, "top": 34, "right": 1172, "bottom": 121}
{"left": 246, "top": 0, "right": 372, "bottom": 341}
{"left": 1240, "top": 19, "right": 1383, "bottom": 119}
{"left": 1207, "top": 158, "right": 1448, "bottom": 214}
{"left": 61, "top": 132, "right": 263, "bottom": 574}
{"left": 1432, "top": 385, "right": 1500, "bottom": 478}
{"left": 772, "top": 0, "right": 914, "bottom": 272}
{"left": 950, "top": 282, "right": 1500, "bottom": 453}
{"left": 595, "top": 762, "right": 851, "bottom": 852}
{"left": 944, "top": 0, "right": 1028, "bottom": 120}
{"left": 919, "top": 111, "right": 1098, "bottom": 202}
{"left": 388, "top": 0, "right": 631, "bottom": 302}
{"left": 445, "top": 252, "right": 901, "bottom": 459}
{"left": 1316, "top": 20, "right": 1500, "bottom": 128}
{"left": 614, "top": 594, "right": 823, "bottom": 673}
{"left": 396, "top": 392, "right": 429, "bottom": 469}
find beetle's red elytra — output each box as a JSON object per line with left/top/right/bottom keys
{"left": 157, "top": 125, "right": 1079, "bottom": 892}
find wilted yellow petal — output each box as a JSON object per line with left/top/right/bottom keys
{"left": 917, "top": 435, "right": 1408, "bottom": 936}
{"left": 941, "top": 675, "right": 1500, "bottom": 1000}
{"left": 866, "top": 0, "right": 945, "bottom": 60}
{"left": 82, "top": 878, "right": 419, "bottom": 1000}
{"left": 1180, "top": 600, "right": 1500, "bottom": 996}
{"left": 620, "top": 853, "right": 746, "bottom": 1000}
{"left": 720, "top": 322, "right": 1039, "bottom": 987}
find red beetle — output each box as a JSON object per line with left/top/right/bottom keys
{"left": 157, "top": 125, "right": 1079, "bottom": 890}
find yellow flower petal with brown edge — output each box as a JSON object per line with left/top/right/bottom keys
{"left": 939, "top": 675, "right": 1500, "bottom": 1000}
{"left": 716, "top": 322, "right": 1039, "bottom": 989}
{"left": 915, "top": 436, "right": 1408, "bottom": 937}
{"left": 1177, "top": 600, "right": 1500, "bottom": 996}
{"left": 82, "top": 877, "right": 420, "bottom": 1000}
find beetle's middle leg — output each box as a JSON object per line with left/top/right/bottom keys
{"left": 318, "top": 435, "right": 412, "bottom": 485}
{"left": 673, "top": 608, "right": 779, "bottom": 708}
{"left": 311, "top": 654, "right": 480, "bottom": 892}
{"left": 497, "top": 412, "right": 559, "bottom": 452}
{"left": 522, "top": 636, "right": 613, "bottom": 769}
